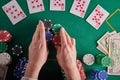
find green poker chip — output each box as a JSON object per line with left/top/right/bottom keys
{"left": 96, "top": 54, "right": 112, "bottom": 67}
{"left": 52, "top": 24, "right": 62, "bottom": 34}
{"left": 0, "top": 42, "right": 8, "bottom": 52}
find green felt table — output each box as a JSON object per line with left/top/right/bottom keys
{"left": 0, "top": 0, "right": 120, "bottom": 80}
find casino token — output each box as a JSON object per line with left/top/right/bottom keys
{"left": 0, "top": 52, "right": 12, "bottom": 66}
{"left": 52, "top": 24, "right": 62, "bottom": 34}
{"left": 52, "top": 34, "right": 61, "bottom": 46}
{"left": 12, "top": 45, "right": 23, "bottom": 56}
{"left": 96, "top": 54, "right": 112, "bottom": 67}
{"left": 0, "top": 42, "right": 8, "bottom": 52}
{"left": 0, "top": 30, "right": 12, "bottom": 42}
{"left": 14, "top": 57, "right": 28, "bottom": 78}
{"left": 97, "top": 70, "right": 108, "bottom": 79}
{"left": 45, "top": 31, "right": 53, "bottom": 41}
{"left": 83, "top": 54, "right": 95, "bottom": 65}
{"left": 43, "top": 19, "right": 52, "bottom": 31}
{"left": 90, "top": 69, "right": 99, "bottom": 79}
{"left": 101, "top": 56, "right": 112, "bottom": 67}
{"left": 76, "top": 60, "right": 86, "bottom": 80}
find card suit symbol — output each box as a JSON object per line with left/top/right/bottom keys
{"left": 14, "top": 16, "right": 16, "bottom": 19}
{"left": 12, "top": 5, "right": 15, "bottom": 8}
{"left": 15, "top": 9, "right": 17, "bottom": 12}
{"left": 11, "top": 12, "right": 13, "bottom": 14}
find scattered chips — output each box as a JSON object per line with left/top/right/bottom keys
{"left": 83, "top": 54, "right": 95, "bottom": 65}
{"left": 90, "top": 69, "right": 108, "bottom": 80}
{"left": 0, "top": 52, "right": 12, "bottom": 66}
{"left": 0, "top": 42, "right": 8, "bottom": 52}
{"left": 43, "top": 19, "right": 52, "bottom": 31}
{"left": 0, "top": 30, "right": 12, "bottom": 43}
{"left": 12, "top": 45, "right": 23, "bottom": 56}
{"left": 14, "top": 57, "right": 28, "bottom": 78}
{"left": 46, "top": 31, "right": 53, "bottom": 41}
{"left": 52, "top": 24, "right": 62, "bottom": 34}
{"left": 52, "top": 34, "right": 61, "bottom": 46}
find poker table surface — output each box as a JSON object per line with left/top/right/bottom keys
{"left": 0, "top": 0, "right": 120, "bottom": 80}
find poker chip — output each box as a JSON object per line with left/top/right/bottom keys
{"left": 52, "top": 34, "right": 61, "bottom": 46}
{"left": 46, "top": 31, "right": 53, "bottom": 41}
{"left": 0, "top": 30, "right": 12, "bottom": 43}
{"left": 43, "top": 19, "right": 52, "bottom": 31}
{"left": 96, "top": 54, "right": 112, "bottom": 67}
{"left": 12, "top": 45, "right": 23, "bottom": 56}
{"left": 0, "top": 52, "right": 12, "bottom": 66}
{"left": 0, "top": 42, "right": 8, "bottom": 52}
{"left": 83, "top": 54, "right": 95, "bottom": 65}
{"left": 52, "top": 24, "right": 62, "bottom": 34}
{"left": 97, "top": 70, "right": 108, "bottom": 79}
{"left": 76, "top": 60, "right": 86, "bottom": 80}
{"left": 14, "top": 57, "right": 28, "bottom": 78}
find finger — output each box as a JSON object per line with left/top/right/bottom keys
{"left": 64, "top": 30, "right": 71, "bottom": 44}
{"left": 32, "top": 23, "right": 40, "bottom": 42}
{"left": 39, "top": 21, "right": 46, "bottom": 43}
{"left": 71, "top": 38, "right": 76, "bottom": 46}
{"left": 60, "top": 28, "right": 67, "bottom": 46}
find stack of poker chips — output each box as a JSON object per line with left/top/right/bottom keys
{"left": 96, "top": 54, "right": 112, "bottom": 67}
{"left": 43, "top": 19, "right": 62, "bottom": 46}
{"left": 13, "top": 57, "right": 28, "bottom": 78}
{"left": 0, "top": 30, "right": 12, "bottom": 80}
{"left": 0, "top": 30, "right": 12, "bottom": 66}
{"left": 90, "top": 69, "right": 108, "bottom": 80}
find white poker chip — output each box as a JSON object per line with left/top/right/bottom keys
{"left": 83, "top": 54, "right": 95, "bottom": 65}
{"left": 0, "top": 52, "right": 12, "bottom": 66}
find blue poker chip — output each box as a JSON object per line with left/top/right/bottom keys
{"left": 90, "top": 69, "right": 99, "bottom": 79}
{"left": 45, "top": 31, "right": 53, "bottom": 41}
{"left": 97, "top": 70, "right": 108, "bottom": 80}
{"left": 14, "top": 57, "right": 28, "bottom": 78}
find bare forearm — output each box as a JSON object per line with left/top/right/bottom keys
{"left": 24, "top": 63, "right": 42, "bottom": 79}
{"left": 64, "top": 68, "right": 81, "bottom": 80}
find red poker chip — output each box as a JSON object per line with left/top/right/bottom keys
{"left": 52, "top": 34, "right": 61, "bottom": 46}
{"left": 0, "top": 30, "right": 12, "bottom": 42}
{"left": 76, "top": 60, "right": 86, "bottom": 80}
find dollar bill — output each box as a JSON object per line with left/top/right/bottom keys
{"left": 97, "top": 31, "right": 116, "bottom": 55}
{"left": 108, "top": 36, "right": 120, "bottom": 75}
{"left": 0, "top": 66, "right": 8, "bottom": 80}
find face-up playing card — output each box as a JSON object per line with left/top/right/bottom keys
{"left": 50, "top": 0, "right": 65, "bottom": 11}
{"left": 2, "top": 0, "right": 26, "bottom": 25}
{"left": 27, "top": 0, "right": 45, "bottom": 14}
{"left": 86, "top": 5, "right": 109, "bottom": 30}
{"left": 70, "top": 0, "right": 91, "bottom": 18}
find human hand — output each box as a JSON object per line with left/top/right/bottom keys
{"left": 24, "top": 21, "right": 49, "bottom": 78}
{"left": 56, "top": 28, "right": 81, "bottom": 80}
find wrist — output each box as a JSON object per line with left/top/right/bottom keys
{"left": 24, "top": 63, "right": 42, "bottom": 79}
{"left": 64, "top": 66, "right": 81, "bottom": 80}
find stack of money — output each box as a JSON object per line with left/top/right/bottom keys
{"left": 97, "top": 31, "right": 120, "bottom": 75}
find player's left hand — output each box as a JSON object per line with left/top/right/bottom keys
{"left": 28, "top": 21, "right": 49, "bottom": 70}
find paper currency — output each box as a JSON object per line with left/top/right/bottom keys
{"left": 108, "top": 36, "right": 120, "bottom": 75}
{"left": 97, "top": 31, "right": 116, "bottom": 55}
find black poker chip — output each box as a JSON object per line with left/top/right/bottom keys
{"left": 12, "top": 45, "right": 23, "bottom": 56}
{"left": 43, "top": 19, "right": 52, "bottom": 31}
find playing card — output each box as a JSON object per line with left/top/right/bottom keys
{"left": 70, "top": 0, "right": 91, "bottom": 18}
{"left": 2, "top": 0, "right": 26, "bottom": 25}
{"left": 86, "top": 5, "right": 109, "bottom": 30}
{"left": 27, "top": 0, "right": 45, "bottom": 14}
{"left": 50, "top": 0, "right": 65, "bottom": 11}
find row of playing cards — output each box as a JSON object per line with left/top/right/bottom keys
{"left": 2, "top": 0, "right": 65, "bottom": 25}
{"left": 2, "top": 0, "right": 109, "bottom": 29}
